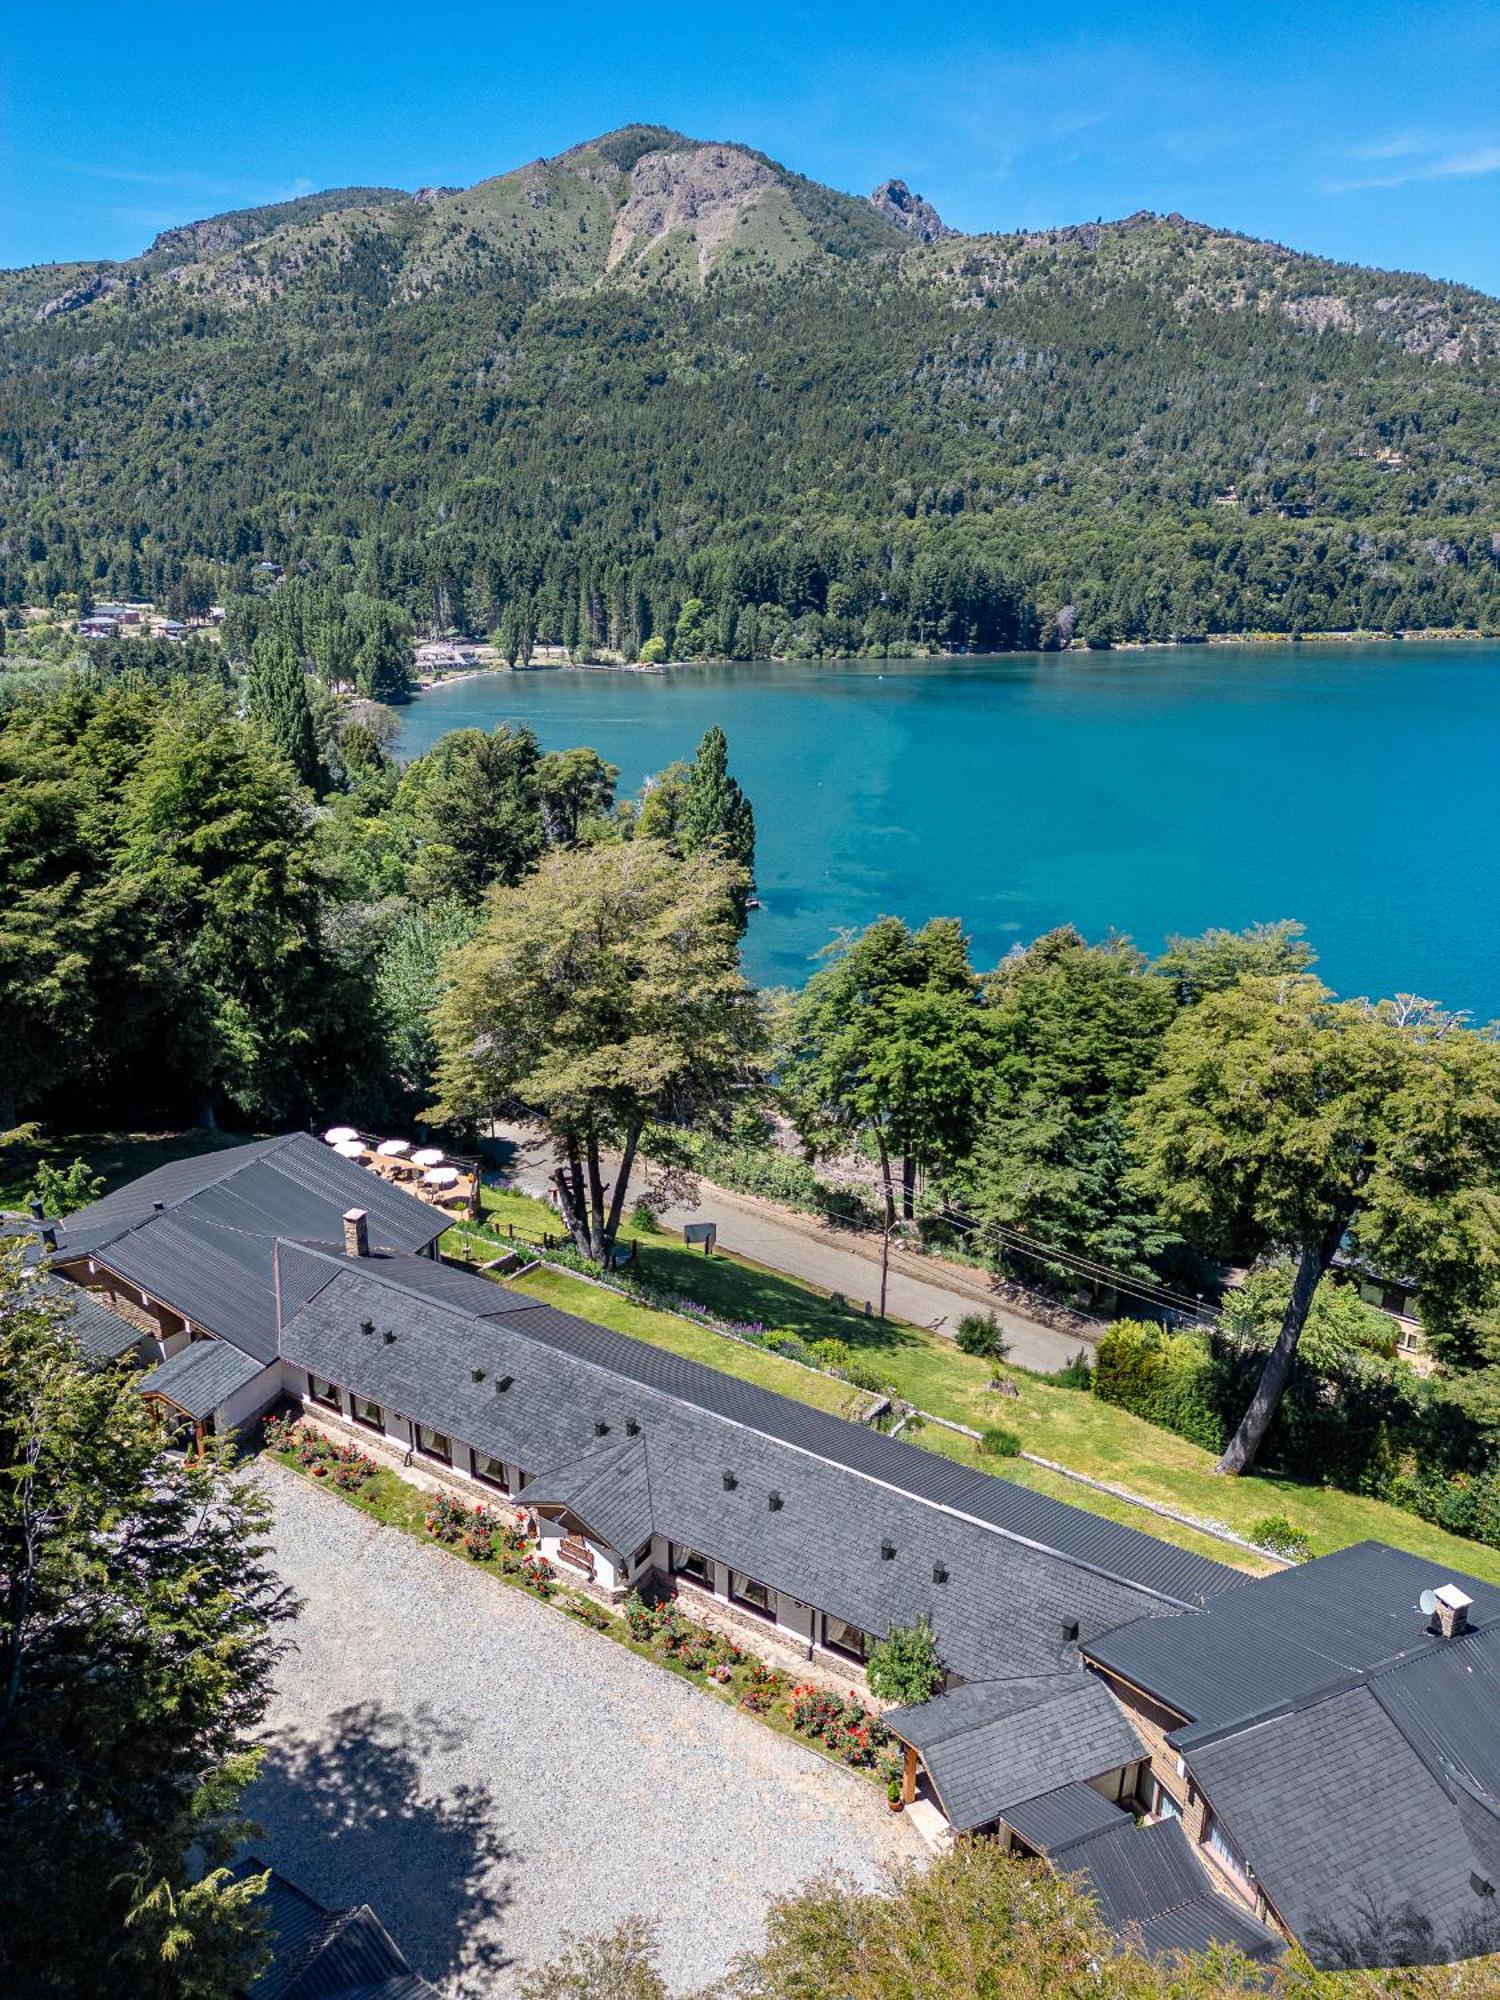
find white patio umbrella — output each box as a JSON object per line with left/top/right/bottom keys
{"left": 376, "top": 1139, "right": 412, "bottom": 1159}
{"left": 423, "top": 1166, "right": 460, "bottom": 1188}
{"left": 411, "top": 1147, "right": 445, "bottom": 1167}
{"left": 332, "top": 1138, "right": 366, "bottom": 1160}
{"left": 324, "top": 1125, "right": 360, "bottom": 1145}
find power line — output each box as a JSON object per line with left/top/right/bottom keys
{"left": 787, "top": 1156, "right": 1218, "bottom": 1323}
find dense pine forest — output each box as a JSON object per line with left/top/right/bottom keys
{"left": 2, "top": 124, "right": 1498, "bottom": 652}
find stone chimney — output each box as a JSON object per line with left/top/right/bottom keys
{"left": 343, "top": 1208, "right": 370, "bottom": 1259}
{"left": 1434, "top": 1582, "right": 1473, "bottom": 1640}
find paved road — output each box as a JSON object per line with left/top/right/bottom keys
{"left": 251, "top": 1461, "right": 920, "bottom": 1997}
{"left": 487, "top": 1123, "right": 1093, "bottom": 1375}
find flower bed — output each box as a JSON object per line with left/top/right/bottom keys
{"left": 263, "top": 1414, "right": 376, "bottom": 1492}
{"left": 787, "top": 1684, "right": 893, "bottom": 1771}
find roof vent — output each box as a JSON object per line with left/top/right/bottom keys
{"left": 1061, "top": 1617, "right": 1080, "bottom": 1643}
{"left": 343, "top": 1208, "right": 370, "bottom": 1259}
{"left": 880, "top": 1538, "right": 896, "bottom": 1561}
{"left": 40, "top": 1225, "right": 57, "bottom": 1252}
{"left": 1471, "top": 1871, "right": 1495, "bottom": 1900}
{"left": 153, "top": 1200, "right": 166, "bottom": 1213}
{"left": 768, "top": 1490, "right": 783, "bottom": 1512}
{"left": 932, "top": 1561, "right": 948, "bottom": 1584}
{"left": 471, "top": 1368, "right": 486, "bottom": 1383}
{"left": 723, "top": 1470, "right": 738, "bottom": 1491}
{"left": 595, "top": 1420, "right": 610, "bottom": 1437}
{"left": 360, "top": 1319, "right": 375, "bottom": 1337}
{"left": 29, "top": 1200, "right": 44, "bottom": 1221}
{"left": 625, "top": 1419, "right": 640, "bottom": 1436}
{"left": 1422, "top": 1582, "right": 1474, "bottom": 1640}
{"left": 495, "top": 1374, "right": 513, "bottom": 1393}
{"left": 382, "top": 1328, "right": 396, "bottom": 1344}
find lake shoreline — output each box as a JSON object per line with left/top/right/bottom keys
{"left": 408, "top": 627, "right": 1495, "bottom": 698}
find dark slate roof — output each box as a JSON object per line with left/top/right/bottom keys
{"left": 999, "top": 1779, "right": 1133, "bottom": 1855}
{"left": 280, "top": 1244, "right": 1234, "bottom": 1603}
{"left": 55, "top": 1134, "right": 445, "bottom": 1364}
{"left": 1064, "top": 1818, "right": 1285, "bottom": 1964}
{"left": 519, "top": 1437, "right": 654, "bottom": 1556}
{"left": 139, "top": 1339, "right": 266, "bottom": 1420}
{"left": 1086, "top": 1540, "right": 1500, "bottom": 1729}
{"left": 1187, "top": 1686, "right": 1500, "bottom": 1968}
{"left": 237, "top": 1859, "right": 438, "bottom": 2000}
{"left": 44, "top": 1274, "right": 142, "bottom": 1359}
{"left": 276, "top": 1249, "right": 1224, "bottom": 1680}
{"left": 882, "top": 1675, "right": 1145, "bottom": 1830}
{"left": 1134, "top": 1894, "right": 1288, "bottom": 1966}
{"left": 1370, "top": 1621, "right": 1500, "bottom": 1804}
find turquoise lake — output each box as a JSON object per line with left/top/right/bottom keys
{"left": 396, "top": 643, "right": 1500, "bottom": 1016}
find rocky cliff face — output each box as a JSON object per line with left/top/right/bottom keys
{"left": 869, "top": 179, "right": 956, "bottom": 243}
{"left": 606, "top": 145, "right": 778, "bottom": 274}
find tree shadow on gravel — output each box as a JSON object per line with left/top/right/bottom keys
{"left": 248, "top": 1698, "right": 516, "bottom": 1993}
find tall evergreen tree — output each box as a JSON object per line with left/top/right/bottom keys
{"left": 680, "top": 726, "right": 756, "bottom": 923}
{"left": 245, "top": 633, "right": 321, "bottom": 790}
{"left": 0, "top": 1242, "right": 289, "bottom": 1998}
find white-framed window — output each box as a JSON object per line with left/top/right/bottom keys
{"left": 307, "top": 1374, "right": 340, "bottom": 1410}
{"left": 730, "top": 1571, "right": 772, "bottom": 1617}
{"left": 824, "top": 1615, "right": 871, "bottom": 1661}
{"left": 1153, "top": 1779, "right": 1183, "bottom": 1822}
{"left": 352, "top": 1396, "right": 383, "bottom": 1432}
{"left": 671, "top": 1544, "right": 712, "bottom": 1586}
{"left": 415, "top": 1424, "right": 450, "bottom": 1464}
{"left": 472, "top": 1452, "right": 510, "bottom": 1492}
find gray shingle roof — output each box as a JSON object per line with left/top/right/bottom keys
{"left": 139, "top": 1339, "right": 266, "bottom": 1420}
{"left": 1370, "top": 1622, "right": 1500, "bottom": 1804}
{"left": 235, "top": 1859, "right": 438, "bottom": 2000}
{"left": 276, "top": 1249, "right": 1218, "bottom": 1680}
{"left": 1064, "top": 1818, "right": 1285, "bottom": 1964}
{"left": 882, "top": 1676, "right": 1145, "bottom": 1830}
{"left": 43, "top": 1274, "right": 142, "bottom": 1359}
{"left": 519, "top": 1437, "right": 655, "bottom": 1556}
{"left": 56, "top": 1134, "right": 445, "bottom": 1363}
{"left": 999, "top": 1779, "right": 1133, "bottom": 1855}
{"left": 1087, "top": 1540, "right": 1500, "bottom": 1730}
{"left": 1187, "top": 1686, "right": 1500, "bottom": 1968}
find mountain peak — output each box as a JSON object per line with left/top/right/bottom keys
{"left": 869, "top": 178, "right": 956, "bottom": 243}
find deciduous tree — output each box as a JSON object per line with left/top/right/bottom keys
{"left": 1129, "top": 978, "right": 1500, "bottom": 1473}
{"left": 431, "top": 840, "right": 762, "bottom": 1259}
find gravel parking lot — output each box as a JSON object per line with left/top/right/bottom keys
{"left": 250, "top": 1462, "right": 922, "bottom": 1996}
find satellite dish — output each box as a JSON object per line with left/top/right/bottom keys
{"left": 1419, "top": 1588, "right": 1440, "bottom": 1616}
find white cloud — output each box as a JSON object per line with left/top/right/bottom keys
{"left": 1329, "top": 140, "right": 1500, "bottom": 192}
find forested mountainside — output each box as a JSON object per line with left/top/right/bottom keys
{"left": 3, "top": 122, "right": 1498, "bottom": 652}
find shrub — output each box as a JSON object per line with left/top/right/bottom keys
{"left": 809, "top": 1338, "right": 852, "bottom": 1370}
{"left": 424, "top": 1491, "right": 472, "bottom": 1544}
{"left": 1248, "top": 1514, "right": 1314, "bottom": 1561}
{"left": 955, "top": 1311, "right": 1010, "bottom": 1361}
{"left": 621, "top": 1590, "right": 656, "bottom": 1642}
{"left": 519, "top": 1554, "right": 555, "bottom": 1597}
{"left": 263, "top": 1412, "right": 303, "bottom": 1453}
{"left": 866, "top": 1616, "right": 945, "bottom": 1706}
{"left": 978, "top": 1426, "right": 1021, "bottom": 1459}
{"left": 1055, "top": 1348, "right": 1094, "bottom": 1390}
{"left": 1093, "top": 1321, "right": 1225, "bottom": 1453}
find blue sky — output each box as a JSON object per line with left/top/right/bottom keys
{"left": 4, "top": 0, "right": 1498, "bottom": 291}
